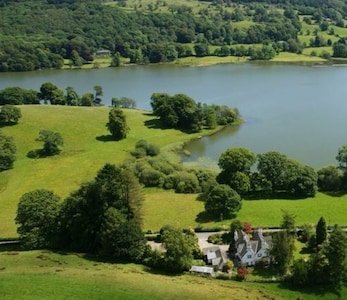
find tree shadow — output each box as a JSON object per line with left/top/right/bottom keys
{"left": 245, "top": 192, "right": 310, "bottom": 201}
{"left": 95, "top": 135, "right": 115, "bottom": 142}
{"left": 26, "top": 149, "right": 60, "bottom": 159}
{"left": 277, "top": 281, "right": 341, "bottom": 299}
{"left": 195, "top": 211, "right": 218, "bottom": 223}
{"left": 321, "top": 190, "right": 347, "bottom": 197}
{"left": 0, "top": 121, "right": 18, "bottom": 128}
{"left": 144, "top": 118, "right": 164, "bottom": 129}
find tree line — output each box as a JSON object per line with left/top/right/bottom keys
{"left": 4, "top": 0, "right": 347, "bottom": 71}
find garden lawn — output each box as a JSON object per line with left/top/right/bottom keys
{"left": 0, "top": 105, "right": 218, "bottom": 237}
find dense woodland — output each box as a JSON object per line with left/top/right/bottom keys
{"left": 2, "top": 0, "right": 347, "bottom": 71}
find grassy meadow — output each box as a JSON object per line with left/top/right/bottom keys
{"left": 0, "top": 248, "right": 344, "bottom": 300}
{"left": 2, "top": 105, "right": 347, "bottom": 238}
{"left": 0, "top": 105, "right": 218, "bottom": 237}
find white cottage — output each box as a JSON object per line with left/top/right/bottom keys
{"left": 234, "top": 228, "right": 272, "bottom": 267}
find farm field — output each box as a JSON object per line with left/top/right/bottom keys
{"left": 0, "top": 248, "right": 345, "bottom": 300}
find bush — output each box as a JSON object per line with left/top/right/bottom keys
{"left": 139, "top": 168, "right": 164, "bottom": 187}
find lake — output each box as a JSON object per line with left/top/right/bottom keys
{"left": 1, "top": 63, "right": 347, "bottom": 169}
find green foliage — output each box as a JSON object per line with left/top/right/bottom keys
{"left": 0, "top": 86, "right": 39, "bottom": 105}
{"left": 65, "top": 86, "right": 80, "bottom": 106}
{"left": 218, "top": 147, "right": 256, "bottom": 173}
{"left": 58, "top": 163, "right": 144, "bottom": 253}
{"left": 131, "top": 139, "right": 160, "bottom": 158}
{"left": 0, "top": 104, "right": 22, "bottom": 124}
{"left": 205, "top": 184, "right": 242, "bottom": 219}
{"left": 161, "top": 226, "right": 194, "bottom": 273}
{"left": 80, "top": 92, "right": 93, "bottom": 106}
{"left": 0, "top": 130, "right": 16, "bottom": 171}
{"left": 324, "top": 225, "right": 347, "bottom": 288}
{"left": 112, "top": 97, "right": 136, "bottom": 109}
{"left": 15, "top": 189, "right": 61, "bottom": 249}
{"left": 280, "top": 210, "right": 296, "bottom": 233}
{"left": 336, "top": 144, "right": 347, "bottom": 172}
{"left": 39, "top": 82, "right": 65, "bottom": 105}
{"left": 106, "top": 107, "right": 129, "bottom": 140}
{"left": 317, "top": 165, "right": 342, "bottom": 191}
{"left": 150, "top": 93, "right": 203, "bottom": 132}
{"left": 271, "top": 230, "right": 295, "bottom": 275}
{"left": 315, "top": 216, "right": 327, "bottom": 246}
{"left": 37, "top": 129, "right": 64, "bottom": 156}
{"left": 257, "top": 151, "right": 318, "bottom": 197}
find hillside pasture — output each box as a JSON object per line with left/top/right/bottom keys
{"left": 0, "top": 105, "right": 217, "bottom": 237}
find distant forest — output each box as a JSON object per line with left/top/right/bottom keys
{"left": 1, "top": 0, "right": 347, "bottom": 71}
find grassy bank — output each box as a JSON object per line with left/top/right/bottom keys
{"left": 0, "top": 249, "right": 344, "bottom": 300}
{"left": 0, "top": 105, "right": 219, "bottom": 237}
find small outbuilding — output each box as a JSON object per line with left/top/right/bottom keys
{"left": 189, "top": 266, "right": 215, "bottom": 277}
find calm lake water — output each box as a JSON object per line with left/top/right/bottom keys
{"left": 1, "top": 63, "right": 347, "bottom": 168}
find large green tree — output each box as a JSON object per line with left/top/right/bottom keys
{"left": 15, "top": 189, "right": 61, "bottom": 249}
{"left": 315, "top": 216, "right": 327, "bottom": 247}
{"left": 0, "top": 131, "right": 16, "bottom": 171}
{"left": 161, "top": 226, "right": 194, "bottom": 273}
{"left": 205, "top": 184, "right": 241, "bottom": 219}
{"left": 38, "top": 129, "right": 64, "bottom": 156}
{"left": 0, "top": 104, "right": 22, "bottom": 124}
{"left": 106, "top": 108, "right": 129, "bottom": 140}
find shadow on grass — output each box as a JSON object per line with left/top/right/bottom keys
{"left": 0, "top": 121, "right": 18, "bottom": 128}
{"left": 322, "top": 190, "right": 347, "bottom": 197}
{"left": 195, "top": 211, "right": 219, "bottom": 223}
{"left": 26, "top": 149, "right": 60, "bottom": 159}
{"left": 245, "top": 192, "right": 310, "bottom": 201}
{"left": 144, "top": 118, "right": 165, "bottom": 130}
{"left": 277, "top": 281, "right": 341, "bottom": 299}
{"left": 95, "top": 135, "right": 115, "bottom": 142}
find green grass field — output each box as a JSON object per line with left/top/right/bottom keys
{"left": 0, "top": 105, "right": 218, "bottom": 237}
{"left": 0, "top": 248, "right": 344, "bottom": 300}
{"left": 143, "top": 189, "right": 347, "bottom": 232}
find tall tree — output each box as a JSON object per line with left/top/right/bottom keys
{"left": 336, "top": 144, "right": 347, "bottom": 172}
{"left": 280, "top": 210, "right": 296, "bottom": 233}
{"left": 65, "top": 86, "right": 80, "bottom": 106}
{"left": 316, "top": 216, "right": 327, "bottom": 247}
{"left": 106, "top": 108, "right": 129, "bottom": 140}
{"left": 0, "top": 131, "right": 16, "bottom": 171}
{"left": 324, "top": 225, "right": 347, "bottom": 288}
{"left": 271, "top": 230, "right": 295, "bottom": 275}
{"left": 161, "top": 226, "right": 194, "bottom": 273}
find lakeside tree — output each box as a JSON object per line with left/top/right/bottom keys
{"left": 93, "top": 85, "right": 103, "bottom": 106}
{"left": 80, "top": 92, "right": 94, "bottom": 106}
{"left": 317, "top": 165, "right": 342, "bottom": 191}
{"left": 15, "top": 189, "right": 61, "bottom": 249}
{"left": 37, "top": 129, "right": 64, "bottom": 156}
{"left": 106, "top": 108, "right": 129, "bottom": 140}
{"left": 205, "top": 184, "right": 242, "bottom": 219}
{"left": 0, "top": 131, "right": 16, "bottom": 171}
{"left": 336, "top": 144, "right": 347, "bottom": 172}
{"left": 0, "top": 104, "right": 22, "bottom": 124}
{"left": 65, "top": 86, "right": 80, "bottom": 106}
{"left": 39, "top": 82, "right": 65, "bottom": 105}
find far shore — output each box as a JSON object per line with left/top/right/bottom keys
{"left": 62, "top": 51, "right": 344, "bottom": 72}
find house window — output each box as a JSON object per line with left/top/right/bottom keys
{"left": 247, "top": 255, "right": 252, "bottom": 259}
